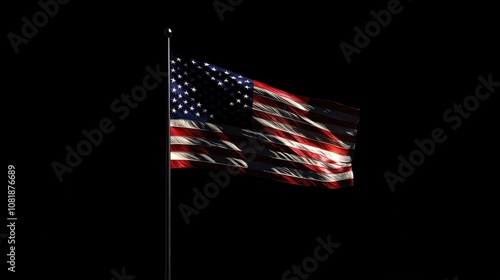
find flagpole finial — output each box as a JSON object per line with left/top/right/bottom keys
{"left": 164, "top": 28, "right": 172, "bottom": 38}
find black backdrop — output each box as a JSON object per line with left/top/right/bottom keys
{"left": 4, "top": 1, "right": 499, "bottom": 279}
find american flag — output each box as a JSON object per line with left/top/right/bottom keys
{"left": 169, "top": 54, "right": 360, "bottom": 188}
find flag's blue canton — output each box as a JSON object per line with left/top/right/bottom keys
{"left": 170, "top": 54, "right": 254, "bottom": 128}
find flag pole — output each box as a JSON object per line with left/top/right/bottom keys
{"left": 164, "top": 27, "right": 172, "bottom": 280}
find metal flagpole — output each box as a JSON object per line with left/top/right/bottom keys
{"left": 164, "top": 27, "right": 172, "bottom": 280}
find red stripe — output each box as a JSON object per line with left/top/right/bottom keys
{"left": 171, "top": 160, "right": 353, "bottom": 189}
{"left": 170, "top": 126, "right": 230, "bottom": 141}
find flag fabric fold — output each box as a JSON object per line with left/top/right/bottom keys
{"left": 169, "top": 54, "right": 360, "bottom": 189}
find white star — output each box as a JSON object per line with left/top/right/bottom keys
{"left": 177, "top": 74, "right": 182, "bottom": 79}
{"left": 178, "top": 94, "right": 182, "bottom": 99}
{"left": 176, "top": 58, "right": 181, "bottom": 62}
{"left": 217, "top": 82, "right": 223, "bottom": 86}
{"left": 177, "top": 85, "right": 182, "bottom": 89}
{"left": 191, "top": 60, "right": 196, "bottom": 64}
{"left": 195, "top": 112, "right": 200, "bottom": 117}
{"left": 171, "top": 68, "right": 176, "bottom": 73}
{"left": 244, "top": 104, "right": 248, "bottom": 108}
{"left": 184, "top": 81, "right": 189, "bottom": 86}
{"left": 236, "top": 99, "right": 241, "bottom": 103}
{"left": 224, "top": 78, "right": 229, "bottom": 83}
{"left": 210, "top": 114, "right": 214, "bottom": 118}
{"left": 230, "top": 102, "right": 234, "bottom": 106}
{"left": 171, "top": 78, "right": 176, "bottom": 83}
{"left": 172, "top": 88, "right": 177, "bottom": 93}
{"left": 203, "top": 109, "right": 208, "bottom": 113}
{"left": 171, "top": 60, "right": 176, "bottom": 65}
{"left": 183, "top": 100, "right": 188, "bottom": 104}
{"left": 204, "top": 63, "right": 210, "bottom": 66}
{"left": 237, "top": 81, "right": 242, "bottom": 84}
{"left": 191, "top": 87, "right": 197, "bottom": 92}
{"left": 224, "top": 71, "right": 229, "bottom": 75}
{"left": 172, "top": 98, "right": 177, "bottom": 103}
{"left": 184, "top": 110, "right": 188, "bottom": 114}
{"left": 245, "top": 80, "right": 250, "bottom": 83}
{"left": 211, "top": 67, "right": 217, "bottom": 71}
{"left": 172, "top": 108, "right": 176, "bottom": 113}
{"left": 210, "top": 76, "right": 215, "bottom": 80}
{"left": 178, "top": 104, "right": 182, "bottom": 109}
{"left": 238, "top": 75, "right": 243, "bottom": 78}
{"left": 231, "top": 76, "right": 236, "bottom": 80}
{"left": 243, "top": 94, "right": 249, "bottom": 99}
{"left": 189, "top": 106, "right": 194, "bottom": 111}
{"left": 184, "top": 91, "right": 189, "bottom": 96}
{"left": 244, "top": 85, "right": 250, "bottom": 89}
{"left": 197, "top": 102, "right": 202, "bottom": 107}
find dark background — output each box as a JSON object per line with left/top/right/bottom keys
{"left": 4, "top": 0, "right": 498, "bottom": 279}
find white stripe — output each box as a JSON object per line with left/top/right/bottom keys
{"left": 268, "top": 167, "right": 354, "bottom": 182}
{"left": 171, "top": 119, "right": 243, "bottom": 136}
{"left": 171, "top": 152, "right": 247, "bottom": 167}
{"left": 254, "top": 86, "right": 314, "bottom": 111}
{"left": 172, "top": 151, "right": 352, "bottom": 182}
{"left": 254, "top": 86, "right": 359, "bottom": 123}
{"left": 170, "top": 119, "right": 223, "bottom": 132}
{"left": 239, "top": 130, "right": 352, "bottom": 164}
{"left": 256, "top": 149, "right": 349, "bottom": 170}
{"left": 252, "top": 116, "right": 354, "bottom": 149}
{"left": 170, "top": 136, "right": 241, "bottom": 151}
{"left": 253, "top": 102, "right": 358, "bottom": 136}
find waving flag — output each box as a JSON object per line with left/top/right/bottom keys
{"left": 169, "top": 54, "right": 360, "bottom": 188}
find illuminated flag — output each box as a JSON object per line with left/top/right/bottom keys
{"left": 169, "top": 54, "right": 360, "bottom": 188}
